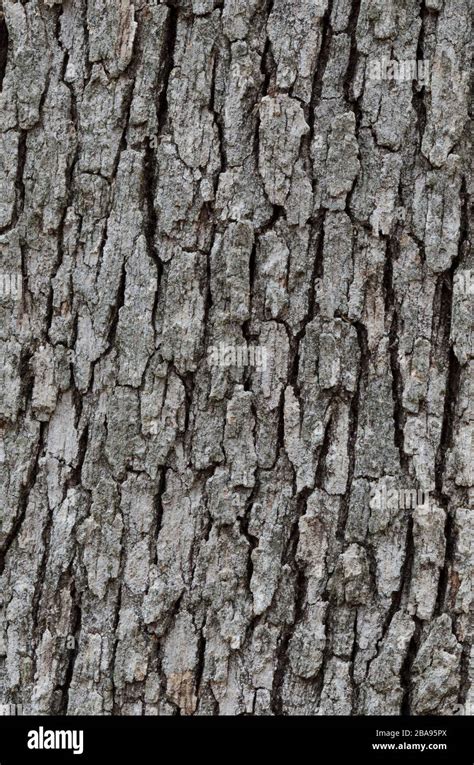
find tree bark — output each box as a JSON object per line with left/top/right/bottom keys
{"left": 0, "top": 0, "right": 472, "bottom": 716}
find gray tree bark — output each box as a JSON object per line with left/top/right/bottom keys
{"left": 0, "top": 0, "right": 472, "bottom": 716}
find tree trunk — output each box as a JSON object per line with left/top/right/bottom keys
{"left": 0, "top": 0, "right": 471, "bottom": 716}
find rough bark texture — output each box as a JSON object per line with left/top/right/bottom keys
{"left": 0, "top": 0, "right": 472, "bottom": 716}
